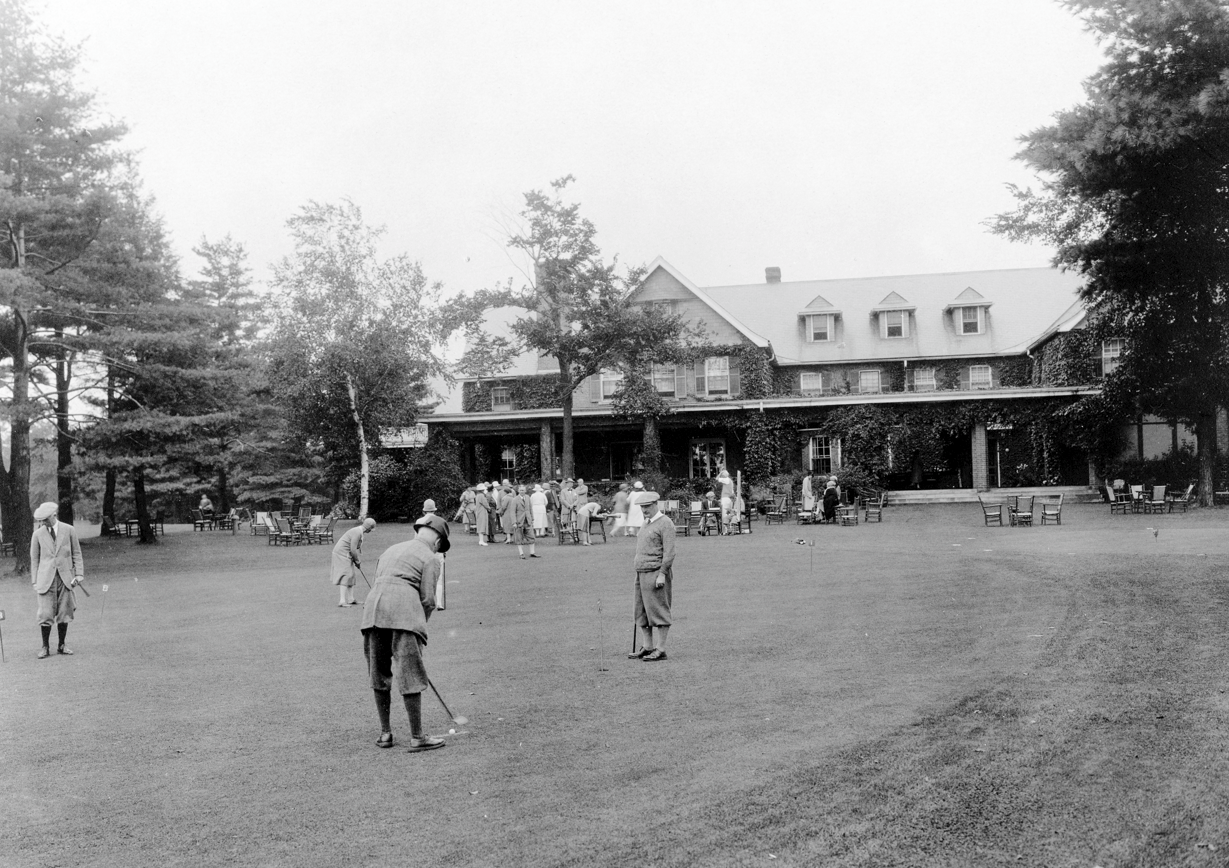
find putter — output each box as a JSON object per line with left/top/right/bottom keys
{"left": 427, "top": 677, "right": 468, "bottom": 726}
{"left": 354, "top": 562, "right": 372, "bottom": 589}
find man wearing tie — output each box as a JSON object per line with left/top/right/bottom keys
{"left": 30, "top": 502, "right": 85, "bottom": 659}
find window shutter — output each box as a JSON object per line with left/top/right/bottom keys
{"left": 901, "top": 313, "right": 911, "bottom": 338}
{"left": 729, "top": 355, "right": 741, "bottom": 396}
{"left": 959, "top": 367, "right": 969, "bottom": 390}
{"left": 696, "top": 361, "right": 707, "bottom": 396}
{"left": 674, "top": 365, "right": 687, "bottom": 397}
{"left": 589, "top": 374, "right": 601, "bottom": 403}
{"left": 878, "top": 314, "right": 887, "bottom": 339}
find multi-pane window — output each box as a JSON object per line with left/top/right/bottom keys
{"left": 859, "top": 370, "right": 881, "bottom": 393}
{"left": 808, "top": 435, "right": 842, "bottom": 476}
{"left": 599, "top": 369, "right": 624, "bottom": 401}
{"left": 690, "top": 439, "right": 726, "bottom": 479}
{"left": 882, "top": 310, "right": 908, "bottom": 338}
{"left": 643, "top": 300, "right": 678, "bottom": 316}
{"left": 806, "top": 314, "right": 834, "bottom": 342}
{"left": 800, "top": 372, "right": 823, "bottom": 393}
{"left": 704, "top": 356, "right": 730, "bottom": 395}
{"left": 913, "top": 368, "right": 936, "bottom": 391}
{"left": 1102, "top": 338, "right": 1125, "bottom": 375}
{"left": 969, "top": 365, "right": 992, "bottom": 389}
{"left": 491, "top": 386, "right": 512, "bottom": 410}
{"left": 500, "top": 446, "right": 516, "bottom": 477}
{"left": 960, "top": 306, "right": 984, "bottom": 335}
{"left": 652, "top": 364, "right": 676, "bottom": 396}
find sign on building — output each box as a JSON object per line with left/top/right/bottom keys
{"left": 381, "top": 423, "right": 429, "bottom": 448}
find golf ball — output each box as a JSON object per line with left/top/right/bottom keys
{"left": 449, "top": 728, "right": 456, "bottom": 735}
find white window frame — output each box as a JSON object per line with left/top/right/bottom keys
{"left": 881, "top": 310, "right": 909, "bottom": 339}
{"left": 651, "top": 363, "right": 676, "bottom": 396}
{"left": 807, "top": 435, "right": 842, "bottom": 476}
{"left": 912, "top": 367, "right": 936, "bottom": 391}
{"left": 1102, "top": 338, "right": 1125, "bottom": 375}
{"left": 960, "top": 306, "right": 985, "bottom": 335}
{"left": 599, "top": 369, "right": 624, "bottom": 402}
{"left": 642, "top": 300, "right": 678, "bottom": 316}
{"left": 805, "top": 313, "right": 834, "bottom": 343}
{"left": 800, "top": 371, "right": 823, "bottom": 394}
{"left": 969, "top": 364, "right": 992, "bottom": 389}
{"left": 490, "top": 386, "right": 512, "bottom": 410}
{"left": 858, "top": 370, "right": 882, "bottom": 394}
{"left": 689, "top": 439, "right": 726, "bottom": 479}
{"left": 704, "top": 356, "right": 730, "bottom": 395}
{"left": 500, "top": 446, "right": 516, "bottom": 476}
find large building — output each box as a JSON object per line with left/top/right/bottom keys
{"left": 425, "top": 258, "right": 1192, "bottom": 494}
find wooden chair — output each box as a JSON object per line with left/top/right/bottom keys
{"left": 252, "top": 511, "right": 270, "bottom": 535}
{"left": 864, "top": 491, "right": 886, "bottom": 523}
{"left": 795, "top": 494, "right": 816, "bottom": 524}
{"left": 0, "top": 529, "right": 15, "bottom": 556}
{"left": 764, "top": 495, "right": 787, "bottom": 525}
{"left": 730, "top": 496, "right": 752, "bottom": 534}
{"left": 1010, "top": 495, "right": 1034, "bottom": 527}
{"left": 1106, "top": 485, "right": 1130, "bottom": 515}
{"left": 100, "top": 516, "right": 124, "bottom": 538}
{"left": 314, "top": 517, "right": 337, "bottom": 544}
{"left": 1170, "top": 483, "right": 1196, "bottom": 513}
{"left": 1040, "top": 494, "right": 1064, "bottom": 526}
{"left": 192, "top": 509, "right": 214, "bottom": 531}
{"left": 1145, "top": 484, "right": 1168, "bottom": 514}
{"left": 274, "top": 516, "right": 302, "bottom": 545}
{"left": 215, "top": 509, "right": 237, "bottom": 531}
{"left": 264, "top": 513, "right": 285, "bottom": 545}
{"left": 1129, "top": 484, "right": 1145, "bottom": 513}
{"left": 837, "top": 502, "right": 860, "bottom": 526}
{"left": 977, "top": 496, "right": 1003, "bottom": 526}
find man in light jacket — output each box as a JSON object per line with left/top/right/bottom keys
{"left": 30, "top": 502, "right": 85, "bottom": 659}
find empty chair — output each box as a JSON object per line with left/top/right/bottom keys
{"left": 864, "top": 491, "right": 886, "bottom": 523}
{"left": 764, "top": 496, "right": 787, "bottom": 525}
{"left": 314, "top": 516, "right": 337, "bottom": 544}
{"left": 252, "top": 511, "right": 270, "bottom": 535}
{"left": 1040, "top": 494, "right": 1064, "bottom": 526}
{"left": 1106, "top": 485, "right": 1130, "bottom": 515}
{"left": 1129, "top": 484, "right": 1145, "bottom": 513}
{"left": 1170, "top": 483, "right": 1196, "bottom": 513}
{"left": 192, "top": 509, "right": 214, "bottom": 531}
{"left": 1145, "top": 484, "right": 1167, "bottom": 514}
{"left": 1011, "top": 495, "right": 1034, "bottom": 527}
{"left": 978, "top": 496, "right": 1003, "bottom": 527}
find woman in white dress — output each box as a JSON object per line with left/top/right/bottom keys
{"left": 530, "top": 484, "right": 548, "bottom": 537}
{"left": 801, "top": 473, "right": 815, "bottom": 513}
{"left": 626, "top": 480, "right": 646, "bottom": 536}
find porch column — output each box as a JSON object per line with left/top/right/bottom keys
{"left": 971, "top": 423, "right": 989, "bottom": 491}
{"left": 1088, "top": 457, "right": 1099, "bottom": 488}
{"left": 462, "top": 439, "right": 476, "bottom": 482}
{"left": 539, "top": 421, "right": 555, "bottom": 480}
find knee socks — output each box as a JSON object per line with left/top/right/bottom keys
{"left": 403, "top": 692, "right": 423, "bottom": 738}
{"left": 57, "top": 623, "right": 67, "bottom": 648}
{"left": 41, "top": 624, "right": 52, "bottom": 649}
{"left": 373, "top": 689, "right": 391, "bottom": 733}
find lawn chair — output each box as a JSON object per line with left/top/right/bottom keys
{"left": 252, "top": 511, "right": 270, "bottom": 535}
{"left": 977, "top": 496, "right": 1003, "bottom": 526}
{"left": 264, "top": 513, "right": 285, "bottom": 545}
{"left": 1129, "top": 484, "right": 1145, "bottom": 513}
{"left": 1040, "top": 494, "right": 1064, "bottom": 526}
{"left": 730, "top": 495, "right": 752, "bottom": 534}
{"left": 192, "top": 509, "right": 215, "bottom": 531}
{"left": 152, "top": 510, "right": 167, "bottom": 536}
{"left": 273, "top": 516, "right": 302, "bottom": 545}
{"left": 1106, "top": 485, "right": 1130, "bottom": 515}
{"left": 100, "top": 515, "right": 124, "bottom": 538}
{"left": 315, "top": 517, "right": 337, "bottom": 544}
{"left": 0, "top": 528, "right": 15, "bottom": 555}
{"left": 864, "top": 491, "right": 886, "bottom": 523}
{"left": 215, "top": 509, "right": 238, "bottom": 531}
{"left": 764, "top": 495, "right": 787, "bottom": 525}
{"left": 1169, "top": 483, "right": 1196, "bottom": 513}
{"left": 303, "top": 514, "right": 322, "bottom": 542}
{"left": 796, "top": 495, "right": 816, "bottom": 524}
{"left": 1010, "top": 495, "right": 1034, "bottom": 527}
{"left": 837, "top": 502, "right": 859, "bottom": 526}
{"left": 1145, "top": 484, "right": 1168, "bottom": 514}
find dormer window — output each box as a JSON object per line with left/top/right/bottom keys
{"left": 881, "top": 310, "right": 909, "bottom": 339}
{"left": 491, "top": 386, "right": 512, "bottom": 411}
{"left": 1102, "top": 338, "right": 1125, "bottom": 375}
{"left": 959, "top": 306, "right": 985, "bottom": 335}
{"left": 805, "top": 314, "right": 834, "bottom": 342}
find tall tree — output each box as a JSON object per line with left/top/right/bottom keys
{"left": 0, "top": 0, "right": 125, "bottom": 564}
{"left": 992, "top": 0, "right": 1229, "bottom": 504}
{"left": 473, "top": 176, "right": 697, "bottom": 477}
{"left": 267, "top": 200, "right": 456, "bottom": 518}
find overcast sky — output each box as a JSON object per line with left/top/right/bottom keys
{"left": 39, "top": 0, "right": 1106, "bottom": 294}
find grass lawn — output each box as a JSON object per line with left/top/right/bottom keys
{"left": 3, "top": 503, "right": 1229, "bottom": 867}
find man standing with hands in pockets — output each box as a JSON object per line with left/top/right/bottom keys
{"left": 628, "top": 492, "right": 675, "bottom": 662}
{"left": 30, "top": 502, "right": 85, "bottom": 659}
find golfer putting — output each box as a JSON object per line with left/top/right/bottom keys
{"left": 360, "top": 514, "right": 452, "bottom": 752}
{"left": 628, "top": 492, "right": 675, "bottom": 662}
{"left": 332, "top": 517, "right": 375, "bottom": 607}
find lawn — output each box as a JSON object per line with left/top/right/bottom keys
{"left": 2, "top": 504, "right": 1228, "bottom": 867}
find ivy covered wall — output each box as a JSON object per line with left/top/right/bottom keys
{"left": 771, "top": 355, "right": 1032, "bottom": 397}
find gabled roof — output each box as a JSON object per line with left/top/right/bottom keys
{"left": 944, "top": 286, "right": 993, "bottom": 311}
{"left": 701, "top": 266, "right": 1086, "bottom": 365}
{"left": 1026, "top": 298, "right": 1088, "bottom": 352}
{"left": 638, "top": 257, "right": 770, "bottom": 349}
{"left": 798, "top": 293, "right": 841, "bottom": 316}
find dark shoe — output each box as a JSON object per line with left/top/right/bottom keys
{"left": 642, "top": 649, "right": 668, "bottom": 661}
{"left": 407, "top": 736, "right": 445, "bottom": 752}
{"left": 57, "top": 646, "right": 73, "bottom": 656}
{"left": 37, "top": 647, "right": 49, "bottom": 659}
{"left": 376, "top": 733, "right": 395, "bottom": 749}
{"left": 529, "top": 553, "right": 541, "bottom": 558}
{"left": 628, "top": 647, "right": 654, "bottom": 659}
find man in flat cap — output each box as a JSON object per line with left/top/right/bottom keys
{"left": 360, "top": 514, "right": 450, "bottom": 752}
{"left": 628, "top": 492, "right": 675, "bottom": 662}
{"left": 30, "top": 501, "right": 85, "bottom": 659}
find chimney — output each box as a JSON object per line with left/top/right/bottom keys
{"left": 765, "top": 267, "right": 781, "bottom": 284}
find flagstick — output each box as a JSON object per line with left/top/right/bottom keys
{"left": 597, "top": 599, "right": 607, "bottom": 672}
{"left": 0, "top": 620, "right": 6, "bottom": 663}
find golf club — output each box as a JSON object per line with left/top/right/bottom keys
{"left": 74, "top": 578, "right": 90, "bottom": 597}
{"left": 354, "top": 562, "right": 372, "bottom": 589}
{"left": 427, "top": 677, "right": 468, "bottom": 726}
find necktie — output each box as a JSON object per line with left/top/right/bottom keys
{"left": 49, "top": 526, "right": 56, "bottom": 544}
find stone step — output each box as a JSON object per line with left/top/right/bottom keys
{"left": 883, "top": 486, "right": 1101, "bottom": 506}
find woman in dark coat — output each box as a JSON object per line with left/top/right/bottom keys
{"left": 822, "top": 482, "right": 840, "bottom": 523}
